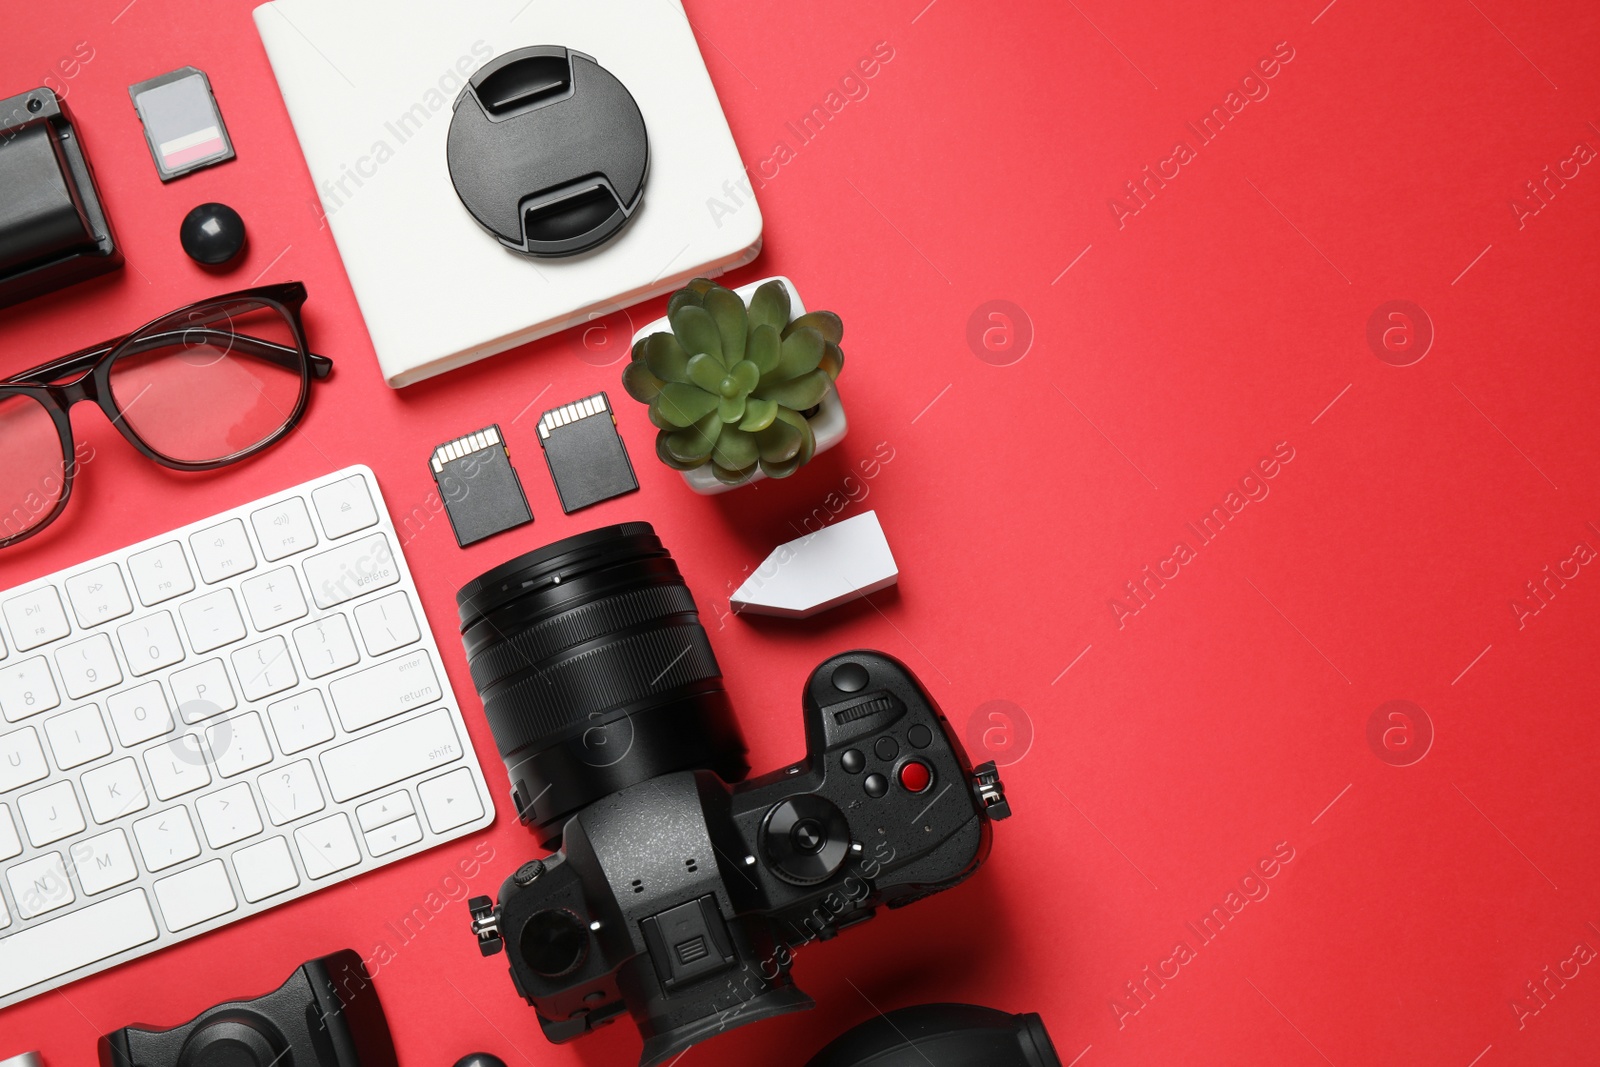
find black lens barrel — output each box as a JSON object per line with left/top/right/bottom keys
{"left": 458, "top": 524, "right": 748, "bottom": 846}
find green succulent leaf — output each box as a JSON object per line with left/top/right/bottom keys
{"left": 622, "top": 359, "right": 665, "bottom": 403}
{"left": 718, "top": 394, "right": 746, "bottom": 423}
{"left": 770, "top": 327, "right": 825, "bottom": 383}
{"left": 645, "top": 332, "right": 691, "bottom": 383}
{"left": 705, "top": 286, "right": 748, "bottom": 364}
{"left": 653, "top": 382, "right": 720, "bottom": 427}
{"left": 647, "top": 404, "right": 674, "bottom": 430}
{"left": 667, "top": 288, "right": 702, "bottom": 318}
{"left": 713, "top": 462, "right": 758, "bottom": 486}
{"left": 748, "top": 281, "right": 791, "bottom": 333}
{"left": 727, "top": 359, "right": 760, "bottom": 395}
{"left": 773, "top": 406, "right": 817, "bottom": 466}
{"left": 760, "top": 455, "right": 804, "bottom": 479}
{"left": 756, "top": 418, "right": 802, "bottom": 464}
{"left": 630, "top": 337, "right": 648, "bottom": 362}
{"left": 664, "top": 411, "right": 722, "bottom": 462}
{"left": 756, "top": 369, "right": 830, "bottom": 411}
{"left": 712, "top": 426, "right": 759, "bottom": 470}
{"left": 783, "top": 311, "right": 843, "bottom": 345}
{"left": 747, "top": 323, "right": 781, "bottom": 377}
{"left": 686, "top": 352, "right": 727, "bottom": 394}
{"left": 739, "top": 397, "right": 778, "bottom": 432}
{"left": 655, "top": 431, "right": 703, "bottom": 471}
{"left": 670, "top": 305, "right": 722, "bottom": 365}
{"left": 686, "top": 277, "right": 716, "bottom": 295}
{"left": 820, "top": 342, "right": 844, "bottom": 380}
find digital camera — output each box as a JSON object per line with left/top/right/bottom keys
{"left": 458, "top": 524, "right": 1011, "bottom": 1066}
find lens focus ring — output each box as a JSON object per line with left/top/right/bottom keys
{"left": 480, "top": 621, "right": 722, "bottom": 757}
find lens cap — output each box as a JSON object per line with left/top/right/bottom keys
{"left": 447, "top": 46, "right": 648, "bottom": 258}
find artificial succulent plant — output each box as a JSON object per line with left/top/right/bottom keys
{"left": 623, "top": 278, "right": 845, "bottom": 485}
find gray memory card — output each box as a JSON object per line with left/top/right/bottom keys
{"left": 129, "top": 67, "right": 235, "bottom": 181}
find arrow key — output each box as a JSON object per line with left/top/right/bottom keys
{"left": 355, "top": 789, "right": 414, "bottom": 832}
{"left": 293, "top": 812, "right": 360, "bottom": 878}
{"left": 364, "top": 814, "right": 422, "bottom": 857}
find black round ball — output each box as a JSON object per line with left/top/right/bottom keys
{"left": 452, "top": 1056, "right": 509, "bottom": 1067}
{"left": 180, "top": 202, "right": 247, "bottom": 266}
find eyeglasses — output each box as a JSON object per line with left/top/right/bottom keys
{"left": 0, "top": 281, "right": 332, "bottom": 548}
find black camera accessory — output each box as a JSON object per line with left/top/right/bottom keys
{"left": 99, "top": 949, "right": 398, "bottom": 1067}
{"left": 446, "top": 46, "right": 648, "bottom": 258}
{"left": 0, "top": 87, "right": 122, "bottom": 309}
{"left": 431, "top": 424, "right": 534, "bottom": 547}
{"left": 180, "top": 201, "right": 248, "bottom": 267}
{"left": 129, "top": 66, "right": 235, "bottom": 181}
{"left": 451, "top": 1057, "right": 508, "bottom": 1067}
{"left": 805, "top": 1004, "right": 1062, "bottom": 1067}
{"left": 536, "top": 392, "right": 639, "bottom": 513}
{"left": 457, "top": 523, "right": 748, "bottom": 846}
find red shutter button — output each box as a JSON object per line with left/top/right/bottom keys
{"left": 898, "top": 760, "right": 932, "bottom": 793}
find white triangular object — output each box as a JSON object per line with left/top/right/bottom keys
{"left": 731, "top": 512, "right": 899, "bottom": 619}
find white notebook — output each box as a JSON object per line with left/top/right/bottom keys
{"left": 253, "top": 0, "right": 763, "bottom": 387}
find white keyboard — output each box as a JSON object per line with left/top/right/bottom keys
{"left": 0, "top": 465, "right": 494, "bottom": 1009}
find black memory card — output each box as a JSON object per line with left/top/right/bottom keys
{"left": 430, "top": 424, "right": 533, "bottom": 547}
{"left": 536, "top": 392, "right": 639, "bottom": 513}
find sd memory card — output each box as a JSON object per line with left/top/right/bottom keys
{"left": 537, "top": 392, "right": 638, "bottom": 513}
{"left": 430, "top": 424, "right": 533, "bottom": 547}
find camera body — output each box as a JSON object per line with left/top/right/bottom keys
{"left": 470, "top": 650, "right": 1010, "bottom": 1067}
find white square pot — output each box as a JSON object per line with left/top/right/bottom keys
{"left": 630, "top": 275, "right": 848, "bottom": 495}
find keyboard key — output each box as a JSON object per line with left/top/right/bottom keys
{"left": 258, "top": 760, "right": 324, "bottom": 825}
{"left": 233, "top": 836, "right": 299, "bottom": 903}
{"left": 196, "top": 782, "right": 262, "bottom": 848}
{"left": 251, "top": 497, "right": 318, "bottom": 561}
{"left": 355, "top": 790, "right": 414, "bottom": 832}
{"left": 240, "top": 567, "right": 308, "bottom": 631}
{"left": 8, "top": 851, "right": 74, "bottom": 918}
{"left": 294, "top": 812, "right": 360, "bottom": 878}
{"left": 170, "top": 659, "right": 236, "bottom": 724}
{"left": 107, "top": 681, "right": 174, "bottom": 747}
{"left": 153, "top": 858, "right": 237, "bottom": 931}
{"left": 321, "top": 708, "right": 463, "bottom": 803}
{"left": 81, "top": 757, "right": 149, "bottom": 823}
{"left": 45, "top": 704, "right": 112, "bottom": 770}
{"left": 18, "top": 780, "right": 84, "bottom": 846}
{"left": 293, "top": 614, "right": 359, "bottom": 680}
{"left": 117, "top": 612, "right": 185, "bottom": 677}
{"left": 180, "top": 590, "right": 247, "bottom": 654}
{"left": 144, "top": 733, "right": 212, "bottom": 801}
{"left": 266, "top": 690, "right": 334, "bottom": 755}
{"left": 303, "top": 534, "right": 399, "bottom": 610}
{"left": 0, "top": 889, "right": 158, "bottom": 998}
{"left": 3, "top": 587, "right": 70, "bottom": 651}
{"left": 312, "top": 474, "right": 378, "bottom": 539}
{"left": 128, "top": 542, "right": 194, "bottom": 606}
{"left": 63, "top": 564, "right": 133, "bottom": 628}
{"left": 0, "top": 656, "right": 60, "bottom": 722}
{"left": 133, "top": 807, "right": 200, "bottom": 871}
{"left": 231, "top": 637, "right": 297, "bottom": 702}
{"left": 353, "top": 592, "right": 421, "bottom": 657}
{"left": 71, "top": 828, "right": 138, "bottom": 895}
{"left": 55, "top": 632, "right": 122, "bottom": 699}
{"left": 419, "top": 768, "right": 484, "bottom": 833}
{"left": 208, "top": 712, "right": 273, "bottom": 778}
{"left": 0, "top": 726, "right": 48, "bottom": 793}
{"left": 0, "top": 804, "right": 20, "bottom": 860}
{"left": 328, "top": 649, "right": 440, "bottom": 732}
{"left": 365, "top": 814, "right": 423, "bottom": 857}
{"left": 190, "top": 519, "right": 256, "bottom": 584}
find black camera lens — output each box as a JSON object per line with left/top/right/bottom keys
{"left": 458, "top": 523, "right": 748, "bottom": 846}
{"left": 520, "top": 909, "right": 589, "bottom": 978}
{"left": 805, "top": 1004, "right": 1062, "bottom": 1067}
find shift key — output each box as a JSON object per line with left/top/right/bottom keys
{"left": 302, "top": 533, "right": 399, "bottom": 609}
{"left": 329, "top": 649, "right": 441, "bottom": 731}
{"left": 321, "top": 708, "right": 464, "bottom": 802}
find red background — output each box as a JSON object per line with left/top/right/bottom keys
{"left": 6, "top": 0, "right": 1600, "bottom": 1064}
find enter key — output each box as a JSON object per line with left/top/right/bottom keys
{"left": 328, "top": 649, "right": 441, "bottom": 731}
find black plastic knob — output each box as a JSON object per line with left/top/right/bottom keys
{"left": 179, "top": 202, "right": 247, "bottom": 267}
